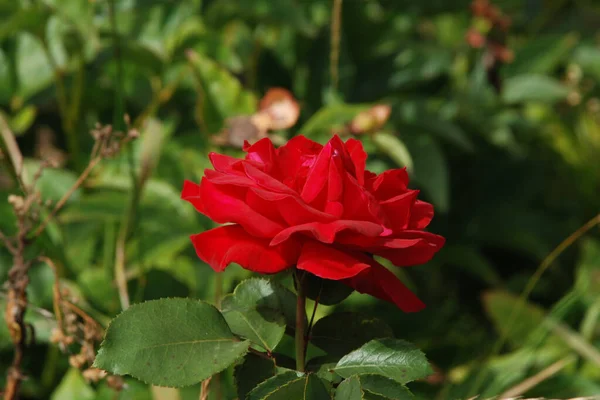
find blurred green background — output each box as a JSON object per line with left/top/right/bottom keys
{"left": 1, "top": 0, "right": 600, "bottom": 399}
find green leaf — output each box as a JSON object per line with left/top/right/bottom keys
{"left": 311, "top": 312, "right": 394, "bottom": 356}
{"left": 234, "top": 353, "right": 277, "bottom": 400}
{"left": 304, "top": 273, "right": 354, "bottom": 306}
{"left": 335, "top": 375, "right": 363, "bottom": 399}
{"left": 301, "top": 104, "right": 371, "bottom": 139}
{"left": 306, "top": 356, "right": 342, "bottom": 383}
{"left": 187, "top": 51, "right": 257, "bottom": 133}
{"left": 50, "top": 368, "right": 95, "bottom": 400}
{"left": 404, "top": 134, "right": 449, "bottom": 212}
{"left": 8, "top": 105, "right": 37, "bottom": 135}
{"left": 505, "top": 34, "right": 577, "bottom": 76}
{"left": 575, "top": 239, "right": 600, "bottom": 305}
{"left": 221, "top": 279, "right": 292, "bottom": 351}
{"left": 94, "top": 298, "right": 250, "bottom": 387}
{"left": 334, "top": 339, "right": 432, "bottom": 384}
{"left": 371, "top": 132, "right": 413, "bottom": 172}
{"left": 247, "top": 371, "right": 331, "bottom": 400}
{"left": 574, "top": 45, "right": 600, "bottom": 81}
{"left": 359, "top": 374, "right": 414, "bottom": 399}
{"left": 502, "top": 75, "right": 570, "bottom": 104}
{"left": 335, "top": 375, "right": 414, "bottom": 400}
{"left": 483, "top": 290, "right": 546, "bottom": 348}
{"left": 16, "top": 32, "right": 54, "bottom": 100}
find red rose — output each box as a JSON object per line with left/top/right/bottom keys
{"left": 182, "top": 135, "right": 445, "bottom": 311}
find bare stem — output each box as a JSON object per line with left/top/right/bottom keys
{"left": 330, "top": 0, "right": 343, "bottom": 91}
{"left": 295, "top": 271, "right": 307, "bottom": 372}
{"left": 500, "top": 355, "right": 575, "bottom": 398}
{"left": 4, "top": 215, "right": 31, "bottom": 400}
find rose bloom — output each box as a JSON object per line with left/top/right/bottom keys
{"left": 182, "top": 135, "right": 445, "bottom": 311}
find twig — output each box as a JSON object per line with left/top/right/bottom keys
{"left": 32, "top": 156, "right": 102, "bottom": 237}
{"left": 199, "top": 376, "right": 212, "bottom": 400}
{"left": 500, "top": 355, "right": 575, "bottom": 398}
{"left": 248, "top": 348, "right": 274, "bottom": 361}
{"left": 38, "top": 257, "right": 64, "bottom": 330}
{"left": 4, "top": 203, "right": 33, "bottom": 400}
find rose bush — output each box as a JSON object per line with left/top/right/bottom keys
{"left": 182, "top": 135, "right": 445, "bottom": 311}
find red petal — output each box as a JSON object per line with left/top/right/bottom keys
{"left": 344, "top": 138, "right": 367, "bottom": 185}
{"left": 271, "top": 220, "right": 383, "bottom": 246}
{"left": 338, "top": 230, "right": 445, "bottom": 267}
{"left": 277, "top": 136, "right": 322, "bottom": 179}
{"left": 297, "top": 241, "right": 370, "bottom": 280}
{"left": 244, "top": 137, "right": 278, "bottom": 173}
{"left": 181, "top": 180, "right": 205, "bottom": 214}
{"left": 380, "top": 190, "right": 419, "bottom": 231}
{"left": 209, "top": 152, "right": 242, "bottom": 172}
{"left": 342, "top": 257, "right": 426, "bottom": 312}
{"left": 190, "top": 225, "right": 300, "bottom": 273}
{"left": 300, "top": 141, "right": 332, "bottom": 204}
{"left": 249, "top": 187, "right": 336, "bottom": 226}
{"left": 341, "top": 172, "right": 386, "bottom": 225}
{"left": 242, "top": 162, "right": 297, "bottom": 194}
{"left": 409, "top": 200, "right": 434, "bottom": 229}
{"left": 200, "top": 178, "right": 285, "bottom": 237}
{"left": 371, "top": 168, "right": 409, "bottom": 201}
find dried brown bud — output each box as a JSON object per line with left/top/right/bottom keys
{"left": 349, "top": 104, "right": 392, "bottom": 135}
{"left": 69, "top": 354, "right": 87, "bottom": 369}
{"left": 83, "top": 368, "right": 107, "bottom": 383}
{"left": 259, "top": 88, "right": 301, "bottom": 130}
{"left": 8, "top": 195, "right": 25, "bottom": 211}
{"left": 213, "top": 116, "right": 268, "bottom": 148}
{"left": 466, "top": 28, "right": 486, "bottom": 48}
{"left": 106, "top": 375, "right": 125, "bottom": 391}
{"left": 567, "top": 91, "right": 581, "bottom": 106}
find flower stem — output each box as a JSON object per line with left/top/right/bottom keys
{"left": 295, "top": 271, "right": 307, "bottom": 372}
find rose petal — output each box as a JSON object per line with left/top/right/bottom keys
{"left": 370, "top": 168, "right": 409, "bottom": 201}
{"left": 297, "top": 241, "right": 371, "bottom": 280}
{"left": 409, "top": 200, "right": 434, "bottom": 229}
{"left": 190, "top": 225, "right": 301, "bottom": 273}
{"left": 380, "top": 190, "right": 419, "bottom": 231}
{"left": 337, "top": 230, "right": 445, "bottom": 267}
{"left": 300, "top": 141, "right": 332, "bottom": 204}
{"left": 243, "top": 162, "right": 297, "bottom": 195}
{"left": 271, "top": 220, "right": 384, "bottom": 246}
{"left": 181, "top": 179, "right": 205, "bottom": 214}
{"left": 244, "top": 137, "right": 278, "bottom": 172}
{"left": 250, "top": 187, "right": 336, "bottom": 226}
{"left": 200, "top": 178, "right": 285, "bottom": 237}
{"left": 277, "top": 136, "right": 323, "bottom": 179}
{"left": 344, "top": 138, "right": 367, "bottom": 185}
{"left": 342, "top": 257, "right": 426, "bottom": 312}
{"left": 209, "top": 152, "right": 242, "bottom": 172}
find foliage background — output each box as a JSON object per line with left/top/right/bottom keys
{"left": 1, "top": 0, "right": 600, "bottom": 398}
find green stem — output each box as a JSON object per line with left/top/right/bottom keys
{"left": 295, "top": 271, "right": 307, "bottom": 372}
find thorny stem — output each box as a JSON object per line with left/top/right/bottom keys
{"left": 4, "top": 212, "right": 32, "bottom": 400}
{"left": 295, "top": 271, "right": 307, "bottom": 372}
